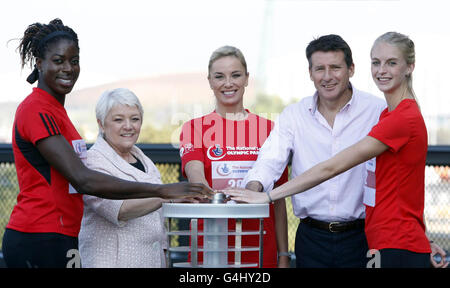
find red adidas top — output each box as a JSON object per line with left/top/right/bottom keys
{"left": 180, "top": 110, "right": 289, "bottom": 267}
{"left": 366, "top": 99, "right": 431, "bottom": 253}
{"left": 8, "top": 88, "right": 84, "bottom": 237}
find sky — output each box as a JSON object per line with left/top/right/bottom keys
{"left": 1, "top": 0, "right": 449, "bottom": 131}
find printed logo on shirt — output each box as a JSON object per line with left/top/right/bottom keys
{"left": 39, "top": 112, "right": 61, "bottom": 137}
{"left": 216, "top": 163, "right": 232, "bottom": 176}
{"left": 72, "top": 139, "right": 87, "bottom": 163}
{"left": 211, "top": 161, "right": 254, "bottom": 189}
{"left": 207, "top": 144, "right": 226, "bottom": 161}
{"left": 180, "top": 143, "right": 194, "bottom": 157}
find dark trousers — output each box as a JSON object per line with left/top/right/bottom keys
{"left": 295, "top": 221, "right": 368, "bottom": 268}
{"left": 379, "top": 249, "right": 430, "bottom": 268}
{"left": 2, "top": 228, "right": 78, "bottom": 268}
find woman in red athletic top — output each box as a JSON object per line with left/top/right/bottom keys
{"left": 180, "top": 46, "right": 290, "bottom": 268}
{"left": 2, "top": 19, "right": 211, "bottom": 268}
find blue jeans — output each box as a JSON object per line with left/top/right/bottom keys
{"left": 295, "top": 220, "right": 369, "bottom": 268}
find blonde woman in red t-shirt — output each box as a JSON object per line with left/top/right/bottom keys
{"left": 226, "top": 32, "right": 448, "bottom": 268}
{"left": 180, "top": 46, "right": 290, "bottom": 268}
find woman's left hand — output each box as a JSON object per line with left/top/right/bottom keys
{"left": 430, "top": 242, "right": 449, "bottom": 268}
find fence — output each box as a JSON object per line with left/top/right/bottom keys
{"left": 1, "top": 144, "right": 449, "bottom": 256}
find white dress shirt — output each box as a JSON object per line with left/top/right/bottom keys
{"left": 244, "top": 85, "right": 386, "bottom": 222}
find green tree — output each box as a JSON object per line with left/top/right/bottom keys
{"left": 138, "top": 123, "right": 180, "bottom": 144}
{"left": 249, "top": 93, "right": 288, "bottom": 120}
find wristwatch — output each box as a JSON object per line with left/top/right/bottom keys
{"left": 278, "top": 252, "right": 291, "bottom": 258}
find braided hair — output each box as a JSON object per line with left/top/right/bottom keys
{"left": 18, "top": 18, "right": 79, "bottom": 84}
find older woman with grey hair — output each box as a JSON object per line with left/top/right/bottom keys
{"left": 79, "top": 88, "right": 174, "bottom": 267}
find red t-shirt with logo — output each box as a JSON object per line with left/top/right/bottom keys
{"left": 365, "top": 99, "right": 431, "bottom": 253}
{"left": 180, "top": 110, "right": 289, "bottom": 267}
{"left": 8, "top": 88, "right": 84, "bottom": 237}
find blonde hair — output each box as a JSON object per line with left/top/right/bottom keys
{"left": 372, "top": 32, "right": 416, "bottom": 100}
{"left": 208, "top": 45, "right": 248, "bottom": 77}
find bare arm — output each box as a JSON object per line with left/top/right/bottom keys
{"left": 118, "top": 198, "right": 164, "bottom": 221}
{"left": 36, "top": 135, "right": 212, "bottom": 199}
{"left": 184, "top": 160, "right": 211, "bottom": 187}
{"left": 271, "top": 136, "right": 388, "bottom": 200}
{"left": 226, "top": 136, "right": 389, "bottom": 203}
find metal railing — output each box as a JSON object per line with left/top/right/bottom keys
{"left": 1, "top": 144, "right": 449, "bottom": 266}
{"left": 2, "top": 143, "right": 450, "bottom": 165}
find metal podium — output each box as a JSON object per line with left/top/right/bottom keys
{"left": 162, "top": 195, "right": 269, "bottom": 268}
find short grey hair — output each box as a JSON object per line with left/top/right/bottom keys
{"left": 96, "top": 88, "right": 144, "bottom": 131}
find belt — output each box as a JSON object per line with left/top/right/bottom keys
{"left": 301, "top": 217, "right": 365, "bottom": 233}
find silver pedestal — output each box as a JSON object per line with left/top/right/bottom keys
{"left": 162, "top": 203, "right": 269, "bottom": 268}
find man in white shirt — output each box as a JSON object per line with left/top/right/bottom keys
{"left": 244, "top": 35, "right": 386, "bottom": 267}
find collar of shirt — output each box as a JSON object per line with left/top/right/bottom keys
{"left": 32, "top": 87, "right": 65, "bottom": 110}
{"left": 309, "top": 82, "right": 355, "bottom": 116}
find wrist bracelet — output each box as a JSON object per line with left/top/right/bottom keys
{"left": 278, "top": 252, "right": 291, "bottom": 258}
{"left": 266, "top": 190, "right": 274, "bottom": 203}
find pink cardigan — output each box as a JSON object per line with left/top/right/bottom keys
{"left": 78, "top": 136, "right": 168, "bottom": 267}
